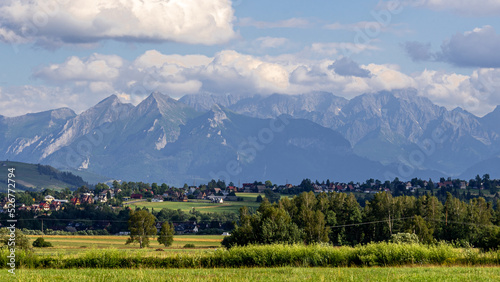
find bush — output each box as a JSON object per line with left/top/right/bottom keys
{"left": 32, "top": 238, "right": 52, "bottom": 248}
{"left": 390, "top": 233, "right": 419, "bottom": 244}
{"left": 183, "top": 244, "right": 195, "bottom": 248}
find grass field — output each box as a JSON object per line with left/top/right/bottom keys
{"left": 0, "top": 161, "right": 76, "bottom": 190}
{"left": 5, "top": 267, "right": 500, "bottom": 281}
{"left": 27, "top": 235, "right": 224, "bottom": 256}
{"left": 126, "top": 193, "right": 262, "bottom": 214}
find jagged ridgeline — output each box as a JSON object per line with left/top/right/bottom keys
{"left": 1, "top": 89, "right": 500, "bottom": 186}
{"left": 0, "top": 161, "right": 87, "bottom": 191}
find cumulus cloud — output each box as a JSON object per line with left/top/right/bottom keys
{"left": 34, "top": 54, "right": 124, "bottom": 82}
{"left": 0, "top": 86, "right": 84, "bottom": 117}
{"left": 437, "top": 26, "right": 500, "bottom": 68}
{"left": 402, "top": 26, "right": 500, "bottom": 68}
{"left": 401, "top": 41, "right": 433, "bottom": 62}
{"left": 0, "top": 0, "right": 236, "bottom": 47}
{"left": 7, "top": 49, "right": 500, "bottom": 117}
{"left": 328, "top": 58, "right": 372, "bottom": 78}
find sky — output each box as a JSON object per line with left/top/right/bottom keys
{"left": 0, "top": 0, "right": 499, "bottom": 117}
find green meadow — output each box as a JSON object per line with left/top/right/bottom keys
{"left": 126, "top": 193, "right": 262, "bottom": 213}
{"left": 27, "top": 235, "right": 224, "bottom": 256}
{"left": 6, "top": 267, "right": 500, "bottom": 282}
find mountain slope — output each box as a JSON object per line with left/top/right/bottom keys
{"left": 0, "top": 160, "right": 87, "bottom": 191}
{"left": 2, "top": 89, "right": 500, "bottom": 185}
{"left": 0, "top": 108, "right": 76, "bottom": 162}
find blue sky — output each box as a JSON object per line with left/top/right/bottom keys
{"left": 0, "top": 0, "right": 499, "bottom": 117}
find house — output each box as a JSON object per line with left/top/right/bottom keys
{"left": 210, "top": 197, "right": 224, "bottom": 204}
{"left": 406, "top": 182, "right": 412, "bottom": 190}
{"left": 96, "top": 194, "right": 107, "bottom": 203}
{"left": 196, "top": 192, "right": 206, "bottom": 200}
{"left": 460, "top": 181, "right": 467, "bottom": 189}
{"left": 131, "top": 194, "right": 143, "bottom": 199}
{"left": 100, "top": 189, "right": 115, "bottom": 198}
{"left": 30, "top": 204, "right": 41, "bottom": 212}
{"left": 437, "top": 181, "right": 453, "bottom": 188}
{"left": 242, "top": 183, "right": 253, "bottom": 192}
{"left": 50, "top": 201, "right": 61, "bottom": 211}
{"left": 151, "top": 196, "right": 164, "bottom": 202}
{"left": 39, "top": 202, "right": 50, "bottom": 211}
{"left": 179, "top": 195, "right": 188, "bottom": 202}
{"left": 256, "top": 185, "right": 266, "bottom": 193}
{"left": 80, "top": 193, "right": 94, "bottom": 204}
{"left": 70, "top": 197, "right": 81, "bottom": 205}
{"left": 213, "top": 188, "right": 221, "bottom": 194}
{"left": 44, "top": 195, "right": 55, "bottom": 203}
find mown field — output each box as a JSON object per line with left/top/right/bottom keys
{"left": 27, "top": 235, "right": 224, "bottom": 256}
{"left": 0, "top": 161, "right": 76, "bottom": 191}
{"left": 5, "top": 267, "right": 500, "bottom": 282}
{"left": 126, "top": 193, "right": 262, "bottom": 213}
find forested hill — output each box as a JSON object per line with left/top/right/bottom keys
{"left": 0, "top": 161, "right": 87, "bottom": 191}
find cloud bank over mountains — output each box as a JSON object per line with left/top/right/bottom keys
{"left": 0, "top": 48, "right": 489, "bottom": 118}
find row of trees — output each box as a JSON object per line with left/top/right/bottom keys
{"left": 222, "top": 191, "right": 500, "bottom": 250}
{"left": 126, "top": 210, "right": 174, "bottom": 248}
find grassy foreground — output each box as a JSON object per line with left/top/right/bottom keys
{"left": 4, "top": 267, "right": 500, "bottom": 281}
{"left": 3, "top": 243, "right": 500, "bottom": 269}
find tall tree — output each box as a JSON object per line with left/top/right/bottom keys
{"left": 158, "top": 222, "right": 175, "bottom": 247}
{"left": 126, "top": 210, "right": 157, "bottom": 248}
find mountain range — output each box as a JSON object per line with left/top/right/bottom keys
{"left": 1, "top": 89, "right": 499, "bottom": 186}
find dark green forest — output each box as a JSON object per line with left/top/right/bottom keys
{"left": 223, "top": 191, "right": 500, "bottom": 250}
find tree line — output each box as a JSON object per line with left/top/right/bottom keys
{"left": 222, "top": 191, "right": 500, "bottom": 250}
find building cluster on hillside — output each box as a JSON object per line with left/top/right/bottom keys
{"left": 1, "top": 176, "right": 495, "bottom": 215}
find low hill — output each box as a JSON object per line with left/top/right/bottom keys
{"left": 0, "top": 160, "right": 88, "bottom": 191}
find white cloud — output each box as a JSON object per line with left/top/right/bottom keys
{"left": 413, "top": 69, "right": 500, "bottom": 116}
{"left": 35, "top": 54, "right": 124, "bottom": 83}
{"left": 0, "top": 0, "right": 236, "bottom": 47}
{"left": 0, "top": 86, "right": 83, "bottom": 117}
{"left": 7, "top": 49, "right": 500, "bottom": 117}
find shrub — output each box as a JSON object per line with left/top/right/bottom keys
{"left": 390, "top": 233, "right": 419, "bottom": 244}
{"left": 32, "top": 237, "right": 52, "bottom": 248}
{"left": 184, "top": 244, "right": 195, "bottom": 248}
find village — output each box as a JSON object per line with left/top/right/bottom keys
{"left": 2, "top": 175, "right": 495, "bottom": 215}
